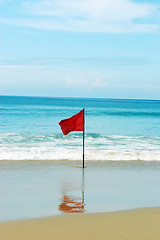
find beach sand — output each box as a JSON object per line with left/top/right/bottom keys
{"left": 1, "top": 207, "right": 160, "bottom": 240}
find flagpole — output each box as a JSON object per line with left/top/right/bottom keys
{"left": 83, "top": 108, "right": 85, "bottom": 168}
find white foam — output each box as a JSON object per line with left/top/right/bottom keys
{"left": 0, "top": 133, "right": 160, "bottom": 161}
{"left": 0, "top": 148, "right": 160, "bottom": 161}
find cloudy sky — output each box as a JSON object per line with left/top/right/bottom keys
{"left": 0, "top": 0, "right": 160, "bottom": 99}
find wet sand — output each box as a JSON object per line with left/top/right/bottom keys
{"left": 1, "top": 207, "right": 160, "bottom": 240}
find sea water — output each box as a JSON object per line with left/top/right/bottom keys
{"left": 0, "top": 96, "right": 160, "bottom": 161}
{"left": 0, "top": 96, "right": 160, "bottom": 221}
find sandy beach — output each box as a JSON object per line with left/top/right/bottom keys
{"left": 1, "top": 207, "right": 160, "bottom": 240}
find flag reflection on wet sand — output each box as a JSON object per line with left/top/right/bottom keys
{"left": 59, "top": 195, "right": 85, "bottom": 213}
{"left": 59, "top": 169, "right": 85, "bottom": 214}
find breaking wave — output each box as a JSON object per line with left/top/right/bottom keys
{"left": 0, "top": 133, "right": 160, "bottom": 161}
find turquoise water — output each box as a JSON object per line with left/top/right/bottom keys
{"left": 0, "top": 96, "right": 160, "bottom": 161}
{"left": 0, "top": 96, "right": 160, "bottom": 221}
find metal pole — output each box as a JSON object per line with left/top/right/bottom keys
{"left": 82, "top": 168, "right": 85, "bottom": 208}
{"left": 83, "top": 108, "right": 85, "bottom": 168}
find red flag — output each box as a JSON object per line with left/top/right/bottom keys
{"left": 58, "top": 109, "right": 84, "bottom": 135}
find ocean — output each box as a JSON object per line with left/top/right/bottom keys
{"left": 0, "top": 96, "right": 160, "bottom": 161}
{"left": 1, "top": 96, "right": 160, "bottom": 221}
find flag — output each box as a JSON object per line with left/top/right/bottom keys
{"left": 58, "top": 109, "right": 84, "bottom": 135}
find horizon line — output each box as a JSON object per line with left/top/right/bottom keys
{"left": 0, "top": 94, "right": 160, "bottom": 102}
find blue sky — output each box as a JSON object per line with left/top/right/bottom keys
{"left": 0, "top": 0, "right": 160, "bottom": 99}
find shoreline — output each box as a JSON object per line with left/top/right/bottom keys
{"left": 1, "top": 207, "right": 160, "bottom": 240}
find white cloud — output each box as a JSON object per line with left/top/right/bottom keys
{"left": 0, "top": 17, "right": 159, "bottom": 33}
{"left": 0, "top": 0, "right": 159, "bottom": 33}
{"left": 65, "top": 76, "right": 106, "bottom": 88}
{"left": 92, "top": 77, "right": 106, "bottom": 88}
{"left": 24, "top": 0, "right": 157, "bottom": 21}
